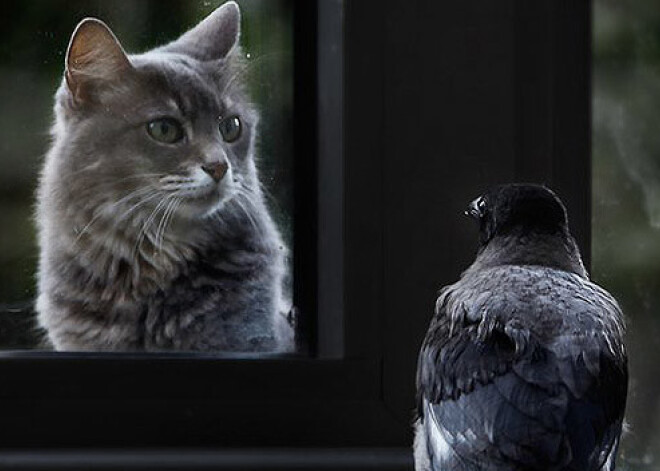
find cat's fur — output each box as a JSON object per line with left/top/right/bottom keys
{"left": 36, "top": 2, "right": 293, "bottom": 352}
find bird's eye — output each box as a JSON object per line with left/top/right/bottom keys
{"left": 146, "top": 118, "right": 184, "bottom": 144}
{"left": 477, "top": 198, "right": 487, "bottom": 212}
{"left": 466, "top": 196, "right": 487, "bottom": 219}
{"left": 219, "top": 116, "right": 242, "bottom": 142}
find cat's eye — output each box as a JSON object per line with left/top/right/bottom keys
{"left": 146, "top": 118, "right": 184, "bottom": 144}
{"left": 219, "top": 116, "right": 242, "bottom": 142}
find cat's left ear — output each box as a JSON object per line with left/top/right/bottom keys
{"left": 65, "top": 18, "right": 132, "bottom": 103}
{"left": 164, "top": 1, "right": 241, "bottom": 61}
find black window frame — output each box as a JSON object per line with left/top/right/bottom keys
{"left": 0, "top": 1, "right": 591, "bottom": 469}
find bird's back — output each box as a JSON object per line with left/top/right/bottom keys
{"left": 415, "top": 265, "right": 627, "bottom": 471}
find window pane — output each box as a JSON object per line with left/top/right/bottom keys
{"left": 0, "top": 0, "right": 300, "bottom": 353}
{"left": 593, "top": 0, "right": 660, "bottom": 466}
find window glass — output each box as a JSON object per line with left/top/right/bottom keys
{"left": 0, "top": 0, "right": 297, "bottom": 353}
{"left": 593, "top": 0, "right": 660, "bottom": 466}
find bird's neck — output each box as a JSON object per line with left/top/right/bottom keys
{"left": 470, "top": 230, "right": 588, "bottom": 277}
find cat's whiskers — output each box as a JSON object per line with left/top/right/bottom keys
{"left": 116, "top": 191, "right": 163, "bottom": 225}
{"left": 164, "top": 198, "right": 183, "bottom": 246}
{"left": 257, "top": 181, "right": 277, "bottom": 205}
{"left": 73, "top": 173, "right": 166, "bottom": 189}
{"left": 236, "top": 179, "right": 264, "bottom": 200}
{"left": 71, "top": 176, "right": 166, "bottom": 207}
{"left": 154, "top": 199, "right": 174, "bottom": 252}
{"left": 155, "top": 196, "right": 182, "bottom": 253}
{"left": 159, "top": 175, "right": 196, "bottom": 190}
{"left": 231, "top": 190, "right": 264, "bottom": 237}
{"left": 134, "top": 193, "right": 172, "bottom": 257}
{"left": 238, "top": 182, "right": 285, "bottom": 233}
{"left": 135, "top": 195, "right": 168, "bottom": 252}
{"left": 164, "top": 198, "right": 183, "bottom": 249}
{"left": 73, "top": 186, "right": 155, "bottom": 246}
{"left": 107, "top": 173, "right": 166, "bottom": 182}
{"left": 163, "top": 185, "right": 203, "bottom": 194}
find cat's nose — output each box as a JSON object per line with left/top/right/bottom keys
{"left": 201, "top": 162, "right": 228, "bottom": 182}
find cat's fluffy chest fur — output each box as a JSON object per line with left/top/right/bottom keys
{"left": 36, "top": 2, "right": 293, "bottom": 352}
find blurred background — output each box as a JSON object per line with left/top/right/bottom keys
{"left": 0, "top": 0, "right": 294, "bottom": 349}
{"left": 593, "top": 0, "right": 660, "bottom": 468}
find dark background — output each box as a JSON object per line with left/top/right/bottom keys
{"left": 0, "top": 1, "right": 657, "bottom": 470}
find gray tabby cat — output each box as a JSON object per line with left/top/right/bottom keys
{"left": 36, "top": 2, "right": 293, "bottom": 352}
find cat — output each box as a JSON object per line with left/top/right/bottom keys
{"left": 35, "top": 2, "right": 294, "bottom": 352}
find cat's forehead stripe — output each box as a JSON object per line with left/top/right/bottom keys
{"left": 133, "top": 52, "right": 226, "bottom": 118}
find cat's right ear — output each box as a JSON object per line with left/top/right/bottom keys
{"left": 163, "top": 2, "right": 241, "bottom": 61}
{"left": 65, "top": 18, "right": 132, "bottom": 104}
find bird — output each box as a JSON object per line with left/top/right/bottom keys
{"left": 414, "top": 184, "right": 628, "bottom": 471}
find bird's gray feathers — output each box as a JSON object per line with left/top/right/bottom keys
{"left": 415, "top": 265, "right": 627, "bottom": 470}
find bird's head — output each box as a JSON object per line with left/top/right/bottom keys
{"left": 466, "top": 184, "right": 569, "bottom": 247}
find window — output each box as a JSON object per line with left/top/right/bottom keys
{"left": 0, "top": 0, "right": 301, "bottom": 353}
{"left": 0, "top": 2, "right": 610, "bottom": 469}
{"left": 593, "top": 0, "right": 660, "bottom": 466}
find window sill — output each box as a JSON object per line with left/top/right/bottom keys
{"left": 0, "top": 448, "right": 413, "bottom": 471}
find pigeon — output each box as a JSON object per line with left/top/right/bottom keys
{"left": 414, "top": 184, "right": 628, "bottom": 471}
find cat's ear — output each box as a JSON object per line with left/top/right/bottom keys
{"left": 164, "top": 2, "right": 241, "bottom": 61}
{"left": 65, "top": 18, "right": 132, "bottom": 103}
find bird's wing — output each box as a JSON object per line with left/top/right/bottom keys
{"left": 416, "top": 272, "right": 627, "bottom": 470}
